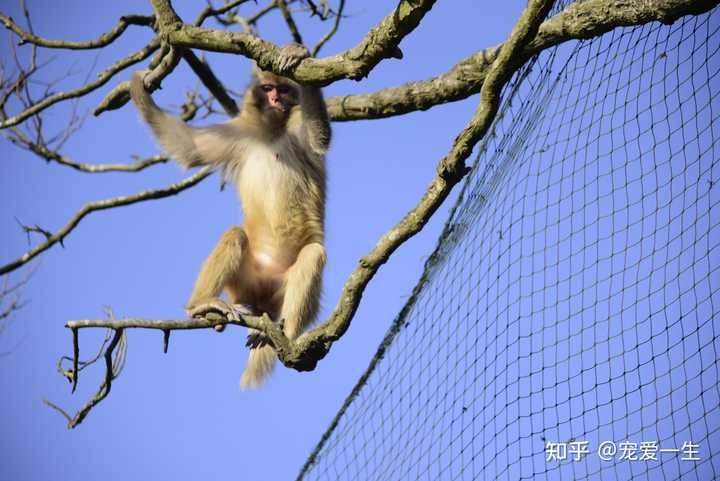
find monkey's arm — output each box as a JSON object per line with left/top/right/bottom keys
{"left": 130, "top": 72, "right": 237, "bottom": 169}
{"left": 276, "top": 43, "right": 332, "bottom": 155}
{"left": 298, "top": 85, "right": 332, "bottom": 156}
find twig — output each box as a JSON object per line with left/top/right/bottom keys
{"left": 193, "top": 0, "right": 252, "bottom": 26}
{"left": 277, "top": 0, "right": 304, "bottom": 44}
{"left": 182, "top": 50, "right": 239, "bottom": 116}
{"left": 312, "top": 0, "right": 344, "bottom": 56}
{"left": 93, "top": 42, "right": 181, "bottom": 116}
{"left": 0, "top": 40, "right": 160, "bottom": 128}
{"left": 0, "top": 167, "right": 213, "bottom": 275}
{"left": 44, "top": 327, "right": 127, "bottom": 429}
{"left": 0, "top": 13, "right": 153, "bottom": 49}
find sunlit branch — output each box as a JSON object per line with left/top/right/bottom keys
{"left": 148, "top": 0, "right": 436, "bottom": 85}
{"left": 0, "top": 167, "right": 213, "bottom": 276}
{"left": 0, "top": 40, "right": 160, "bottom": 129}
{"left": 192, "top": 0, "right": 253, "bottom": 27}
{"left": 325, "top": 0, "right": 719, "bottom": 121}
{"left": 0, "top": 12, "right": 153, "bottom": 49}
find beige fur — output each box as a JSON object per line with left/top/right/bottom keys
{"left": 131, "top": 66, "right": 330, "bottom": 389}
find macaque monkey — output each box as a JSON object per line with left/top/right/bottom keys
{"left": 130, "top": 44, "right": 330, "bottom": 388}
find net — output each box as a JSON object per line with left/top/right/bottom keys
{"left": 299, "top": 4, "right": 720, "bottom": 480}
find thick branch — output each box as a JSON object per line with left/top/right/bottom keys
{"left": 0, "top": 167, "right": 212, "bottom": 275}
{"left": 325, "top": 0, "right": 719, "bottom": 121}
{"left": 152, "top": 0, "right": 436, "bottom": 85}
{"left": 0, "top": 13, "right": 154, "bottom": 49}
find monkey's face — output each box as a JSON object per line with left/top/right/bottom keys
{"left": 252, "top": 73, "right": 299, "bottom": 125}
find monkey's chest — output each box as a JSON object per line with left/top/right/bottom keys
{"left": 238, "top": 146, "right": 309, "bottom": 223}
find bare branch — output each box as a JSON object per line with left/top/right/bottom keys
{"left": 0, "top": 266, "right": 36, "bottom": 326}
{"left": 93, "top": 42, "right": 181, "bottom": 116}
{"left": 193, "top": 0, "right": 253, "bottom": 27}
{"left": 325, "top": 0, "right": 720, "bottom": 121}
{"left": 182, "top": 50, "right": 239, "bottom": 116}
{"left": 312, "top": 0, "right": 345, "bottom": 57}
{"left": 150, "top": 0, "right": 436, "bottom": 85}
{"left": 44, "top": 326, "right": 127, "bottom": 429}
{"left": 214, "top": 1, "right": 278, "bottom": 30}
{"left": 0, "top": 40, "right": 160, "bottom": 129}
{"left": 277, "top": 0, "right": 304, "bottom": 44}
{"left": 5, "top": 121, "right": 170, "bottom": 172}
{"left": 0, "top": 167, "right": 213, "bottom": 276}
{"left": 0, "top": 13, "right": 154, "bottom": 49}
{"left": 46, "top": 311, "right": 276, "bottom": 428}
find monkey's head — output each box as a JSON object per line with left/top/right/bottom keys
{"left": 249, "top": 70, "right": 299, "bottom": 127}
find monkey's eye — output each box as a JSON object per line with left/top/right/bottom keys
{"left": 277, "top": 85, "right": 291, "bottom": 94}
{"left": 261, "top": 85, "right": 274, "bottom": 92}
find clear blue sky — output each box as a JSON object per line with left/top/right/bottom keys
{"left": 0, "top": 1, "right": 532, "bottom": 480}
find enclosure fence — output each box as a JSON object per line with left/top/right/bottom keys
{"left": 299, "top": 3, "right": 720, "bottom": 480}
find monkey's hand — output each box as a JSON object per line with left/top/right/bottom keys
{"left": 186, "top": 298, "right": 258, "bottom": 333}
{"left": 277, "top": 43, "right": 310, "bottom": 74}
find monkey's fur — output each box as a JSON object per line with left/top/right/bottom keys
{"left": 130, "top": 45, "right": 330, "bottom": 388}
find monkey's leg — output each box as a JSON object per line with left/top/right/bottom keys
{"left": 280, "top": 243, "right": 327, "bottom": 340}
{"left": 185, "top": 226, "right": 251, "bottom": 331}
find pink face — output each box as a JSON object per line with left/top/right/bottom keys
{"left": 261, "top": 83, "right": 293, "bottom": 112}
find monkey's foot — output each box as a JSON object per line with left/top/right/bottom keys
{"left": 246, "top": 317, "right": 285, "bottom": 349}
{"left": 186, "top": 299, "right": 259, "bottom": 332}
{"left": 277, "top": 43, "right": 311, "bottom": 73}
{"left": 246, "top": 330, "right": 274, "bottom": 349}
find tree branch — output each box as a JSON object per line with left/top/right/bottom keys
{"left": 0, "top": 40, "right": 160, "bottom": 129}
{"left": 44, "top": 325, "right": 127, "bottom": 429}
{"left": 6, "top": 124, "right": 170, "bottom": 172}
{"left": 0, "top": 167, "right": 212, "bottom": 276}
{"left": 192, "top": 0, "right": 253, "bottom": 27}
{"left": 151, "top": 0, "right": 436, "bottom": 85}
{"left": 181, "top": 50, "right": 239, "bottom": 117}
{"left": 324, "top": 0, "right": 719, "bottom": 122}
{"left": 277, "top": 0, "right": 304, "bottom": 45}
{"left": 92, "top": 42, "right": 182, "bottom": 116}
{"left": 0, "top": 13, "right": 154, "bottom": 49}
{"left": 312, "top": 0, "right": 345, "bottom": 57}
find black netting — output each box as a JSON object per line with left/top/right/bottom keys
{"left": 299, "top": 5, "right": 720, "bottom": 481}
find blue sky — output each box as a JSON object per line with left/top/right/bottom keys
{"left": 0, "top": 1, "right": 533, "bottom": 480}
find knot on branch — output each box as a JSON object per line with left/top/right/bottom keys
{"left": 437, "top": 158, "right": 470, "bottom": 183}
{"left": 278, "top": 335, "right": 332, "bottom": 372}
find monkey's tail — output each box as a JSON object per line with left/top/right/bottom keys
{"left": 240, "top": 345, "right": 276, "bottom": 389}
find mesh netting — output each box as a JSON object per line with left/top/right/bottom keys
{"left": 299, "top": 5, "right": 720, "bottom": 481}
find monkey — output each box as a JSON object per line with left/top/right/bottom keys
{"left": 130, "top": 44, "right": 330, "bottom": 389}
